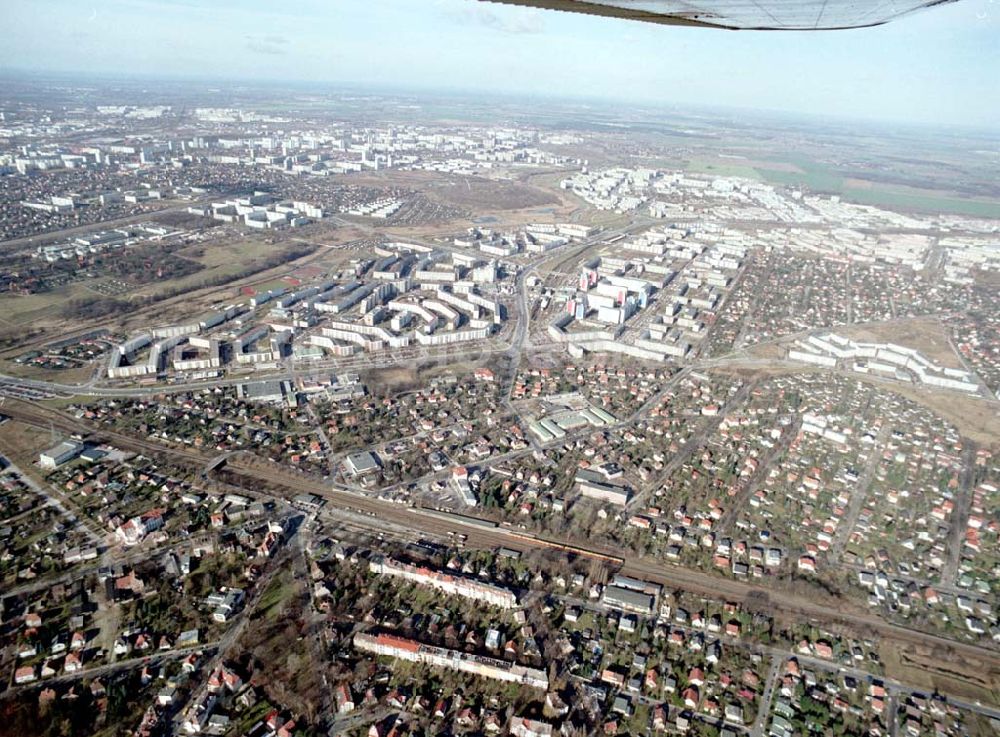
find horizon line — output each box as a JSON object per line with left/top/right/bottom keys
{"left": 1, "top": 67, "right": 998, "bottom": 137}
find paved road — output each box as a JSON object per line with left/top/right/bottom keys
{"left": 887, "top": 690, "right": 900, "bottom": 737}
{"left": 941, "top": 442, "right": 977, "bottom": 586}
{"left": 625, "top": 379, "right": 754, "bottom": 513}
{"left": 3, "top": 641, "right": 217, "bottom": 697}
{"left": 715, "top": 412, "right": 800, "bottom": 537}
{"left": 828, "top": 423, "right": 890, "bottom": 563}
{"left": 749, "top": 654, "right": 781, "bottom": 737}
{"left": 1, "top": 530, "right": 220, "bottom": 600}
{"left": 2, "top": 457, "right": 105, "bottom": 547}
{"left": 170, "top": 520, "right": 302, "bottom": 735}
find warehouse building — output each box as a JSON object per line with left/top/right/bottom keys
{"left": 40, "top": 440, "right": 84, "bottom": 470}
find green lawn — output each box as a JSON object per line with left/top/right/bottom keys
{"left": 0, "top": 283, "right": 94, "bottom": 327}
{"left": 840, "top": 187, "right": 1000, "bottom": 218}
{"left": 756, "top": 156, "right": 844, "bottom": 193}
{"left": 257, "top": 578, "right": 294, "bottom": 619}
{"left": 685, "top": 158, "right": 764, "bottom": 180}
{"left": 747, "top": 154, "right": 1000, "bottom": 217}
{"left": 178, "top": 238, "right": 276, "bottom": 267}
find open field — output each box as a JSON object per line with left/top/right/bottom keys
{"left": 424, "top": 175, "right": 558, "bottom": 211}
{"left": 125, "top": 243, "right": 325, "bottom": 329}
{"left": 684, "top": 157, "right": 765, "bottom": 180}
{"left": 760, "top": 156, "right": 1000, "bottom": 216}
{"left": 0, "top": 360, "right": 96, "bottom": 385}
{"left": 754, "top": 155, "right": 846, "bottom": 192}
{"left": 0, "top": 420, "right": 57, "bottom": 460}
{"left": 837, "top": 316, "right": 966, "bottom": 369}
{"left": 129, "top": 236, "right": 288, "bottom": 297}
{"left": 0, "top": 283, "right": 98, "bottom": 329}
{"left": 346, "top": 168, "right": 563, "bottom": 214}
{"left": 176, "top": 236, "right": 277, "bottom": 267}
{"left": 842, "top": 186, "right": 1000, "bottom": 218}
{"left": 0, "top": 228, "right": 365, "bottom": 362}
{"left": 686, "top": 152, "right": 1000, "bottom": 217}
{"left": 0, "top": 235, "right": 337, "bottom": 354}
{"left": 384, "top": 190, "right": 581, "bottom": 239}
{"left": 0, "top": 236, "right": 307, "bottom": 336}
{"left": 881, "top": 644, "right": 999, "bottom": 708}
{"left": 574, "top": 206, "right": 632, "bottom": 228}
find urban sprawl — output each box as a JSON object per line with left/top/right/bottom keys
{"left": 0, "top": 81, "right": 998, "bottom": 737}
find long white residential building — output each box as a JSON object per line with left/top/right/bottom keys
{"left": 353, "top": 632, "right": 548, "bottom": 689}
{"left": 369, "top": 556, "right": 517, "bottom": 608}
{"left": 789, "top": 332, "right": 980, "bottom": 393}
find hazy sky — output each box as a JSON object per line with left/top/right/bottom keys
{"left": 2, "top": 0, "right": 998, "bottom": 128}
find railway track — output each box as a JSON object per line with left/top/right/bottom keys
{"left": 4, "top": 398, "right": 1000, "bottom": 679}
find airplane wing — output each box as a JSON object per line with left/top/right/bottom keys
{"left": 481, "top": 0, "right": 957, "bottom": 30}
